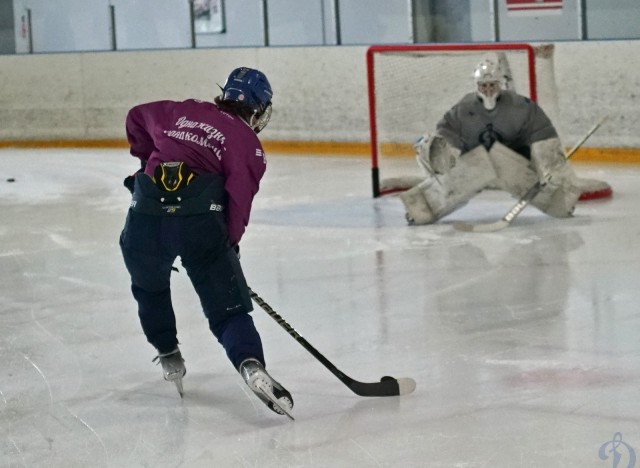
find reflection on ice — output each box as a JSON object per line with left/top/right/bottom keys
{"left": 1, "top": 148, "right": 639, "bottom": 467}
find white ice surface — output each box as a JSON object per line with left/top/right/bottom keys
{"left": 1, "top": 148, "right": 639, "bottom": 467}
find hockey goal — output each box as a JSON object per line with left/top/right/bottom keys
{"left": 366, "top": 43, "right": 559, "bottom": 197}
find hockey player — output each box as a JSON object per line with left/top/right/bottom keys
{"left": 400, "top": 57, "right": 611, "bottom": 225}
{"left": 119, "top": 67, "right": 293, "bottom": 418}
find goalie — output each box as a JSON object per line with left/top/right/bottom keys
{"left": 400, "top": 57, "right": 611, "bottom": 225}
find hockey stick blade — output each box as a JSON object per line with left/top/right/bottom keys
{"left": 453, "top": 183, "right": 541, "bottom": 233}
{"left": 453, "top": 116, "right": 607, "bottom": 233}
{"left": 349, "top": 376, "right": 417, "bottom": 397}
{"left": 249, "top": 288, "right": 417, "bottom": 397}
{"left": 453, "top": 219, "right": 510, "bottom": 233}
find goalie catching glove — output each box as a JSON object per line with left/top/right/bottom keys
{"left": 414, "top": 134, "right": 461, "bottom": 175}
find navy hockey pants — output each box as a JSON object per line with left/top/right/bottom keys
{"left": 119, "top": 209, "right": 264, "bottom": 370}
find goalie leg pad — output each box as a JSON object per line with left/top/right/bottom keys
{"left": 531, "top": 137, "right": 577, "bottom": 182}
{"left": 399, "top": 182, "right": 437, "bottom": 225}
{"left": 488, "top": 142, "right": 538, "bottom": 196}
{"left": 400, "top": 146, "right": 497, "bottom": 224}
{"left": 530, "top": 146, "right": 581, "bottom": 216}
{"left": 531, "top": 179, "right": 581, "bottom": 218}
{"left": 489, "top": 141, "right": 580, "bottom": 217}
{"left": 532, "top": 138, "right": 612, "bottom": 200}
{"left": 531, "top": 138, "right": 613, "bottom": 200}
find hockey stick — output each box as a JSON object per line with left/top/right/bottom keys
{"left": 453, "top": 116, "right": 607, "bottom": 233}
{"left": 249, "top": 288, "right": 417, "bottom": 397}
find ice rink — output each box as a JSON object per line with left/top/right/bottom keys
{"left": 1, "top": 148, "right": 639, "bottom": 468}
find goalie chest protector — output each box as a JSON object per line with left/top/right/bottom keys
{"left": 437, "top": 90, "right": 557, "bottom": 156}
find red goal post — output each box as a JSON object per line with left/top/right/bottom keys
{"left": 366, "top": 43, "right": 539, "bottom": 198}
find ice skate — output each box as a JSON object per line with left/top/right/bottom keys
{"left": 153, "top": 348, "right": 186, "bottom": 398}
{"left": 239, "top": 358, "right": 294, "bottom": 420}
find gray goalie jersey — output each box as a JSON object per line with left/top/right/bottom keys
{"left": 436, "top": 90, "right": 558, "bottom": 159}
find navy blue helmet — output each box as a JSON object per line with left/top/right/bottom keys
{"left": 220, "top": 67, "right": 273, "bottom": 132}
{"left": 222, "top": 67, "right": 272, "bottom": 113}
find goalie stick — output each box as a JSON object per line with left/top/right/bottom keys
{"left": 453, "top": 116, "right": 607, "bottom": 233}
{"left": 249, "top": 288, "right": 417, "bottom": 397}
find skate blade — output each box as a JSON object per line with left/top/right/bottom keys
{"left": 174, "top": 378, "right": 184, "bottom": 398}
{"left": 256, "top": 384, "right": 294, "bottom": 420}
{"left": 166, "top": 375, "right": 184, "bottom": 398}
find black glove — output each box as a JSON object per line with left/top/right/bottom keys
{"left": 123, "top": 168, "right": 144, "bottom": 194}
{"left": 124, "top": 160, "right": 147, "bottom": 194}
{"left": 232, "top": 244, "right": 240, "bottom": 259}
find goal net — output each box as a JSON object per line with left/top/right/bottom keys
{"left": 366, "top": 43, "right": 559, "bottom": 197}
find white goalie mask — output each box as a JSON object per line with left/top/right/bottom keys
{"left": 473, "top": 58, "right": 503, "bottom": 111}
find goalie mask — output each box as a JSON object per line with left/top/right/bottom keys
{"left": 473, "top": 58, "right": 503, "bottom": 111}
{"left": 219, "top": 67, "right": 273, "bottom": 133}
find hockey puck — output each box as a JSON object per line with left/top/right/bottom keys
{"left": 380, "top": 376, "right": 394, "bottom": 382}
{"left": 6, "top": 178, "right": 15, "bottom": 182}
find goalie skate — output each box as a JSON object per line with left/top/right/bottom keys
{"left": 239, "top": 358, "right": 294, "bottom": 420}
{"left": 153, "top": 348, "right": 186, "bottom": 398}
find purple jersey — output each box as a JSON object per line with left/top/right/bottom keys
{"left": 125, "top": 99, "right": 267, "bottom": 246}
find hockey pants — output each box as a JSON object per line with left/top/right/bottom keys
{"left": 120, "top": 175, "right": 264, "bottom": 369}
